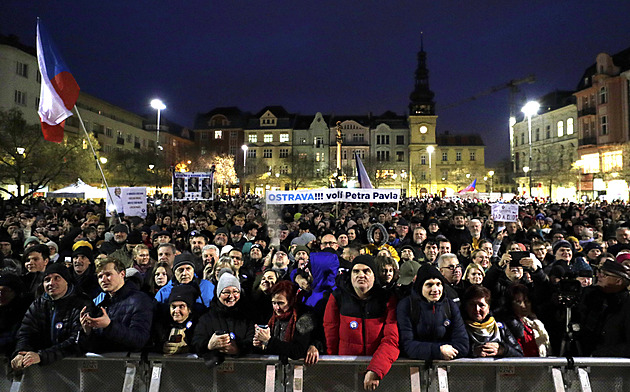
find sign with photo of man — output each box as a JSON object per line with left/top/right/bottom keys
{"left": 106, "top": 187, "right": 147, "bottom": 217}
{"left": 173, "top": 172, "right": 214, "bottom": 201}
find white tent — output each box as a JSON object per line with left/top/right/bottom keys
{"left": 46, "top": 179, "right": 106, "bottom": 199}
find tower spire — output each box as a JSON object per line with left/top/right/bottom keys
{"left": 409, "top": 33, "right": 435, "bottom": 115}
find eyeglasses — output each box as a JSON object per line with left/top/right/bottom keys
{"left": 322, "top": 241, "right": 337, "bottom": 245}
{"left": 220, "top": 290, "right": 240, "bottom": 297}
{"left": 441, "top": 265, "right": 461, "bottom": 271}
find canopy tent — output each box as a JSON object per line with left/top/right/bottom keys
{"left": 46, "top": 179, "right": 106, "bottom": 199}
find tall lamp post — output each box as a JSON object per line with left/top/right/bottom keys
{"left": 150, "top": 99, "right": 166, "bottom": 154}
{"left": 241, "top": 145, "right": 248, "bottom": 194}
{"left": 523, "top": 166, "right": 530, "bottom": 196}
{"left": 522, "top": 101, "right": 539, "bottom": 198}
{"left": 488, "top": 170, "right": 495, "bottom": 193}
{"left": 426, "top": 145, "right": 434, "bottom": 195}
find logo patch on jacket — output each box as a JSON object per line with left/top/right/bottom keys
{"left": 55, "top": 322, "right": 63, "bottom": 330}
{"left": 443, "top": 319, "right": 450, "bottom": 327}
{"left": 349, "top": 321, "right": 358, "bottom": 329}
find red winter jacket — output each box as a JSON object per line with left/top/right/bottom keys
{"left": 323, "top": 280, "right": 399, "bottom": 380}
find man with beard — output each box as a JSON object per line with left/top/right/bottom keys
{"left": 70, "top": 242, "right": 101, "bottom": 298}
{"left": 279, "top": 224, "right": 293, "bottom": 250}
{"left": 337, "top": 231, "right": 349, "bottom": 250}
{"left": 468, "top": 219, "right": 483, "bottom": 249}
{"left": 188, "top": 232, "right": 208, "bottom": 275}
{"left": 99, "top": 224, "right": 129, "bottom": 255}
{"left": 11, "top": 263, "right": 91, "bottom": 370}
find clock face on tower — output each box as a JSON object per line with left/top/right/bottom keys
{"left": 420, "top": 125, "right": 428, "bottom": 134}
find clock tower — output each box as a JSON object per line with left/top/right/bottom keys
{"left": 408, "top": 35, "right": 438, "bottom": 195}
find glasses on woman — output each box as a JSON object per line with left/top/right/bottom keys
{"left": 220, "top": 289, "right": 240, "bottom": 297}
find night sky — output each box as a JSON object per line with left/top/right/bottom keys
{"left": 2, "top": 1, "right": 630, "bottom": 165}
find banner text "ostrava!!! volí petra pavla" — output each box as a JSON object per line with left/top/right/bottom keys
{"left": 266, "top": 188, "right": 401, "bottom": 205}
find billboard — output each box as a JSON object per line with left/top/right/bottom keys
{"left": 173, "top": 172, "right": 214, "bottom": 201}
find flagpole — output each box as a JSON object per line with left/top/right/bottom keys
{"left": 73, "top": 105, "right": 120, "bottom": 224}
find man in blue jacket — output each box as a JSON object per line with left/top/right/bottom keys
{"left": 80, "top": 257, "right": 155, "bottom": 353}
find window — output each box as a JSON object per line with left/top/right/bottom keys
{"left": 279, "top": 165, "right": 289, "bottom": 174}
{"left": 442, "top": 152, "right": 448, "bottom": 162}
{"left": 14, "top": 90, "right": 26, "bottom": 106}
{"left": 214, "top": 130, "right": 223, "bottom": 139}
{"left": 421, "top": 155, "right": 426, "bottom": 165}
{"left": 352, "top": 133, "right": 364, "bottom": 142}
{"left": 280, "top": 133, "right": 289, "bottom": 143}
{"left": 229, "top": 146, "right": 237, "bottom": 155}
{"left": 521, "top": 134, "right": 525, "bottom": 145}
{"left": 230, "top": 131, "right": 237, "bottom": 139}
{"left": 16, "top": 62, "right": 28, "bottom": 77}
{"left": 376, "top": 135, "right": 390, "bottom": 145}
{"left": 316, "top": 152, "right": 322, "bottom": 162}
{"left": 264, "top": 134, "right": 273, "bottom": 143}
{"left": 342, "top": 150, "right": 347, "bottom": 160}
{"left": 248, "top": 134, "right": 257, "bottom": 143}
{"left": 396, "top": 151, "right": 404, "bottom": 162}
{"left": 601, "top": 115, "right": 608, "bottom": 135}
{"left": 456, "top": 152, "right": 462, "bottom": 161}
{"left": 279, "top": 148, "right": 289, "bottom": 158}
{"left": 420, "top": 172, "right": 427, "bottom": 180}
{"left": 314, "top": 137, "right": 323, "bottom": 147}
{"left": 396, "top": 135, "right": 404, "bottom": 145}
{"left": 247, "top": 149, "right": 256, "bottom": 158}
{"left": 200, "top": 132, "right": 208, "bottom": 141}
{"left": 352, "top": 150, "right": 365, "bottom": 159}
{"left": 582, "top": 153, "right": 600, "bottom": 173}
{"left": 377, "top": 151, "right": 390, "bottom": 161}
{"left": 546, "top": 126, "right": 550, "bottom": 139}
{"left": 567, "top": 118, "right": 574, "bottom": 135}
{"left": 263, "top": 149, "right": 272, "bottom": 158}
{"left": 600, "top": 86, "right": 608, "bottom": 104}
{"left": 469, "top": 151, "right": 476, "bottom": 161}
{"left": 535, "top": 128, "right": 540, "bottom": 141}
{"left": 557, "top": 121, "right": 564, "bottom": 137}
{"left": 105, "top": 127, "right": 113, "bottom": 137}
{"left": 298, "top": 153, "right": 307, "bottom": 160}
{"left": 441, "top": 170, "right": 449, "bottom": 180}
{"left": 376, "top": 169, "right": 395, "bottom": 179}
{"left": 602, "top": 151, "right": 622, "bottom": 172}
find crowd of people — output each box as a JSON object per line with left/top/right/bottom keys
{"left": 1, "top": 194, "right": 630, "bottom": 390}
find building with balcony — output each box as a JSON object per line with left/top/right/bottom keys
{"left": 574, "top": 47, "right": 630, "bottom": 201}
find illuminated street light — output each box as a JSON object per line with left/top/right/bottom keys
{"left": 522, "top": 101, "right": 539, "bottom": 197}
{"left": 150, "top": 99, "right": 166, "bottom": 155}
{"left": 16, "top": 147, "right": 25, "bottom": 155}
{"left": 99, "top": 157, "right": 108, "bottom": 164}
{"left": 488, "top": 170, "right": 495, "bottom": 193}
{"left": 426, "top": 145, "right": 435, "bottom": 194}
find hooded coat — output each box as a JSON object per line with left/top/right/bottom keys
{"left": 397, "top": 264, "right": 469, "bottom": 360}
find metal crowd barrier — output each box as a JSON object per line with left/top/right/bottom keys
{"left": 5, "top": 354, "right": 630, "bottom": 392}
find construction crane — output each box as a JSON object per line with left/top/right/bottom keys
{"left": 441, "top": 74, "right": 536, "bottom": 170}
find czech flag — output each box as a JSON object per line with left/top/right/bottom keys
{"left": 355, "top": 154, "right": 373, "bottom": 189}
{"left": 36, "top": 19, "right": 80, "bottom": 143}
{"left": 458, "top": 178, "right": 477, "bottom": 193}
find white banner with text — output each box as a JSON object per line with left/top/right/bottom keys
{"left": 266, "top": 188, "right": 401, "bottom": 205}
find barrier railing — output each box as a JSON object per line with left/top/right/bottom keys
{"left": 5, "top": 354, "right": 630, "bottom": 392}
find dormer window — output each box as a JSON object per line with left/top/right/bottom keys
{"left": 260, "top": 111, "right": 277, "bottom": 127}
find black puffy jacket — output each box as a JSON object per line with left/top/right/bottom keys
{"left": 13, "top": 285, "right": 92, "bottom": 365}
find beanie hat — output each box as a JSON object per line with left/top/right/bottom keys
{"left": 351, "top": 254, "right": 377, "bottom": 276}
{"left": 249, "top": 243, "right": 264, "bottom": 254}
{"left": 398, "top": 260, "right": 421, "bottom": 286}
{"left": 112, "top": 224, "right": 129, "bottom": 234}
{"left": 23, "top": 236, "right": 40, "bottom": 248}
{"left": 45, "top": 241, "right": 59, "bottom": 252}
{"left": 127, "top": 230, "right": 143, "bottom": 245}
{"left": 217, "top": 270, "right": 241, "bottom": 294}
{"left": 44, "top": 263, "right": 73, "bottom": 284}
{"left": 300, "top": 232, "right": 316, "bottom": 244}
{"left": 72, "top": 246, "right": 93, "bottom": 262}
{"left": 293, "top": 245, "right": 310, "bottom": 256}
{"left": 0, "top": 273, "right": 25, "bottom": 295}
{"left": 582, "top": 242, "right": 602, "bottom": 254}
{"left": 552, "top": 240, "right": 573, "bottom": 255}
{"left": 615, "top": 253, "right": 630, "bottom": 264}
{"left": 413, "top": 264, "right": 447, "bottom": 295}
{"left": 168, "top": 284, "right": 197, "bottom": 309}
{"left": 215, "top": 227, "right": 229, "bottom": 236}
{"left": 72, "top": 240, "right": 93, "bottom": 252}
{"left": 173, "top": 253, "right": 196, "bottom": 272}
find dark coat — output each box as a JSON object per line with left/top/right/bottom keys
{"left": 13, "top": 285, "right": 92, "bottom": 365}
{"left": 397, "top": 290, "right": 469, "bottom": 360}
{"left": 89, "top": 282, "right": 155, "bottom": 353}
{"left": 192, "top": 296, "right": 254, "bottom": 367}
{"left": 577, "top": 286, "right": 630, "bottom": 357}
{"left": 264, "top": 312, "right": 315, "bottom": 363}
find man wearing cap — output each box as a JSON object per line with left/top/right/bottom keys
{"left": 577, "top": 260, "right": 630, "bottom": 356}
{"left": 80, "top": 257, "right": 155, "bottom": 353}
{"left": 70, "top": 242, "right": 101, "bottom": 298}
{"left": 245, "top": 244, "right": 265, "bottom": 274}
{"left": 395, "top": 259, "right": 421, "bottom": 298}
{"left": 229, "top": 226, "right": 246, "bottom": 251}
{"left": 99, "top": 224, "right": 129, "bottom": 255}
{"left": 324, "top": 254, "right": 399, "bottom": 391}
{"left": 213, "top": 227, "right": 230, "bottom": 251}
{"left": 543, "top": 240, "right": 576, "bottom": 276}
{"left": 11, "top": 263, "right": 92, "bottom": 369}
{"left": 155, "top": 253, "right": 215, "bottom": 308}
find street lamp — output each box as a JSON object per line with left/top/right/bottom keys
{"left": 523, "top": 166, "right": 530, "bottom": 196}
{"left": 16, "top": 147, "right": 25, "bottom": 155}
{"left": 522, "top": 101, "right": 539, "bottom": 198}
{"left": 400, "top": 170, "right": 407, "bottom": 195}
{"left": 426, "top": 145, "right": 434, "bottom": 195}
{"left": 241, "top": 144, "right": 248, "bottom": 194}
{"left": 150, "top": 99, "right": 166, "bottom": 154}
{"left": 488, "top": 170, "right": 494, "bottom": 193}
